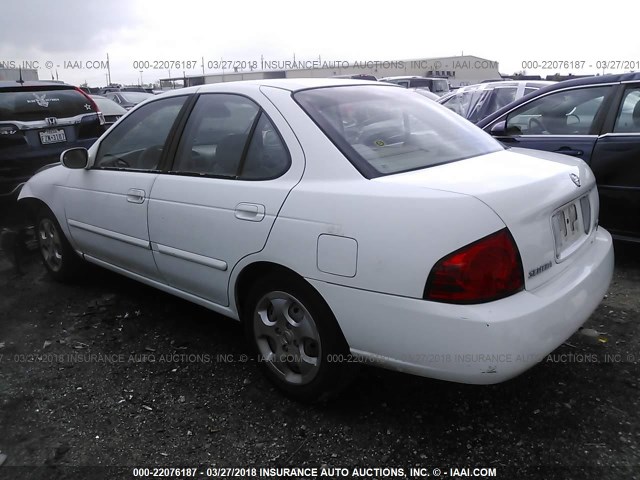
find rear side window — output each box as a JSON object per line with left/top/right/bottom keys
{"left": 172, "top": 94, "right": 290, "bottom": 179}
{"left": 0, "top": 88, "right": 96, "bottom": 122}
{"left": 295, "top": 85, "right": 502, "bottom": 177}
{"left": 613, "top": 88, "right": 640, "bottom": 133}
{"left": 241, "top": 113, "right": 290, "bottom": 179}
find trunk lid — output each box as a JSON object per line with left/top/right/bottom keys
{"left": 375, "top": 148, "right": 598, "bottom": 290}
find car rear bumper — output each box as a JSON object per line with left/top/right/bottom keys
{"left": 308, "top": 227, "right": 614, "bottom": 384}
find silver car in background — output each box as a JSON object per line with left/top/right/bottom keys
{"left": 438, "top": 80, "right": 555, "bottom": 123}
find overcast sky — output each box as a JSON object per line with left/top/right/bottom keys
{"left": 1, "top": 0, "right": 638, "bottom": 86}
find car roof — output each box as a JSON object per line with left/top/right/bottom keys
{"left": 484, "top": 80, "right": 553, "bottom": 88}
{"left": 476, "top": 72, "right": 640, "bottom": 128}
{"left": 549, "top": 71, "right": 640, "bottom": 88}
{"left": 380, "top": 76, "right": 445, "bottom": 81}
{"left": 452, "top": 80, "right": 556, "bottom": 93}
{"left": 170, "top": 78, "right": 398, "bottom": 95}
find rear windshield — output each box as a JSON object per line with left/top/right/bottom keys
{"left": 294, "top": 85, "right": 502, "bottom": 177}
{"left": 431, "top": 79, "right": 450, "bottom": 93}
{"left": 92, "top": 96, "right": 127, "bottom": 115}
{"left": 408, "top": 79, "right": 433, "bottom": 89}
{"left": 0, "top": 87, "right": 95, "bottom": 122}
{"left": 120, "top": 92, "right": 153, "bottom": 103}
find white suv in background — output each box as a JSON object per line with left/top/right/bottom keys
{"left": 380, "top": 76, "right": 450, "bottom": 96}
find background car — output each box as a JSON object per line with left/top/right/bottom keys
{"left": 333, "top": 74, "right": 378, "bottom": 81}
{"left": 412, "top": 88, "right": 440, "bottom": 101}
{"left": 438, "top": 80, "right": 555, "bottom": 123}
{"left": 379, "top": 76, "right": 450, "bottom": 96}
{"left": 477, "top": 72, "right": 640, "bottom": 241}
{"left": 0, "top": 80, "right": 103, "bottom": 224}
{"left": 98, "top": 86, "right": 148, "bottom": 95}
{"left": 90, "top": 94, "right": 127, "bottom": 129}
{"left": 18, "top": 79, "right": 613, "bottom": 401}
{"left": 104, "top": 91, "right": 153, "bottom": 110}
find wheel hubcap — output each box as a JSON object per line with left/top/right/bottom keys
{"left": 38, "top": 218, "right": 63, "bottom": 272}
{"left": 253, "top": 291, "right": 321, "bottom": 385}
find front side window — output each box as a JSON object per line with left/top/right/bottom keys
{"left": 613, "top": 88, "right": 640, "bottom": 133}
{"left": 172, "top": 94, "right": 289, "bottom": 179}
{"left": 295, "top": 85, "right": 502, "bottom": 177}
{"left": 95, "top": 95, "right": 187, "bottom": 170}
{"left": 505, "top": 86, "right": 610, "bottom": 136}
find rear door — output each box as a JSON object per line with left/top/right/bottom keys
{"left": 147, "top": 91, "right": 304, "bottom": 306}
{"left": 590, "top": 82, "right": 640, "bottom": 238}
{"left": 490, "top": 85, "right": 617, "bottom": 163}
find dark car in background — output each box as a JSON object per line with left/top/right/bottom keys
{"left": 0, "top": 81, "right": 103, "bottom": 222}
{"left": 98, "top": 86, "right": 148, "bottom": 94}
{"left": 438, "top": 80, "right": 555, "bottom": 123}
{"left": 477, "top": 72, "right": 640, "bottom": 241}
{"left": 90, "top": 95, "right": 127, "bottom": 129}
{"left": 104, "top": 91, "right": 153, "bottom": 110}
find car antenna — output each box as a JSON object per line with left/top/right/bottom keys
{"left": 17, "top": 67, "right": 24, "bottom": 85}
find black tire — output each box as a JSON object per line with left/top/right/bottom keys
{"left": 36, "top": 208, "right": 84, "bottom": 281}
{"left": 243, "top": 272, "right": 357, "bottom": 402}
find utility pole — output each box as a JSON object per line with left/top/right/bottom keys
{"left": 106, "top": 53, "right": 112, "bottom": 85}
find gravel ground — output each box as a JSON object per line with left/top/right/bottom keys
{"left": 0, "top": 241, "right": 638, "bottom": 480}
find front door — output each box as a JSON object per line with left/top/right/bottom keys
{"left": 497, "top": 85, "right": 615, "bottom": 164}
{"left": 64, "top": 94, "right": 189, "bottom": 279}
{"left": 591, "top": 84, "right": 640, "bottom": 238}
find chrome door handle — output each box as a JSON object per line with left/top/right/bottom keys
{"left": 126, "top": 188, "right": 146, "bottom": 204}
{"left": 234, "top": 203, "right": 265, "bottom": 222}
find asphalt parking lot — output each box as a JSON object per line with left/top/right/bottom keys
{"left": 0, "top": 240, "right": 638, "bottom": 480}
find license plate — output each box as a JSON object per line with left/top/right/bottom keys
{"left": 552, "top": 199, "right": 587, "bottom": 260}
{"left": 39, "top": 129, "right": 66, "bottom": 145}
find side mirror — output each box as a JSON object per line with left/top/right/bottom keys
{"left": 61, "top": 148, "right": 89, "bottom": 169}
{"left": 489, "top": 120, "right": 507, "bottom": 136}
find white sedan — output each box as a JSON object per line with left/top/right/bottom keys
{"left": 18, "top": 78, "right": 614, "bottom": 401}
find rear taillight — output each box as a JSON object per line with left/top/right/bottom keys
{"left": 0, "top": 124, "right": 19, "bottom": 136}
{"left": 0, "top": 124, "right": 24, "bottom": 147}
{"left": 74, "top": 87, "right": 105, "bottom": 125}
{"left": 424, "top": 228, "right": 524, "bottom": 304}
